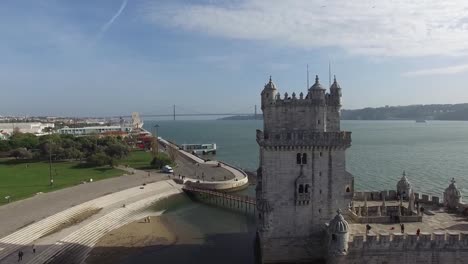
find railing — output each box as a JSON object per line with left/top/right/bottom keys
{"left": 182, "top": 186, "right": 256, "bottom": 215}
{"left": 182, "top": 186, "right": 255, "bottom": 205}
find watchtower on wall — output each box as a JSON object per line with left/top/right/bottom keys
{"left": 256, "top": 75, "right": 354, "bottom": 263}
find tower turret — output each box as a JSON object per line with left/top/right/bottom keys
{"left": 444, "top": 178, "right": 462, "bottom": 210}
{"left": 261, "top": 76, "right": 278, "bottom": 110}
{"left": 326, "top": 75, "right": 342, "bottom": 132}
{"left": 330, "top": 75, "right": 342, "bottom": 104}
{"left": 308, "top": 75, "right": 326, "bottom": 103}
{"left": 328, "top": 209, "right": 349, "bottom": 256}
{"left": 397, "top": 171, "right": 412, "bottom": 199}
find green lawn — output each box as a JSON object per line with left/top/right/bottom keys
{"left": 121, "top": 150, "right": 153, "bottom": 170}
{"left": 0, "top": 159, "right": 124, "bottom": 205}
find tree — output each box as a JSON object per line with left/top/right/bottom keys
{"left": 150, "top": 153, "right": 172, "bottom": 169}
{"left": 10, "top": 148, "right": 32, "bottom": 159}
{"left": 167, "top": 145, "right": 179, "bottom": 163}
{"left": 0, "top": 140, "right": 10, "bottom": 152}
{"left": 86, "top": 152, "right": 110, "bottom": 167}
{"left": 105, "top": 143, "right": 129, "bottom": 159}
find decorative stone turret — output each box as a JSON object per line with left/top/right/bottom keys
{"left": 397, "top": 171, "right": 412, "bottom": 199}
{"left": 308, "top": 75, "right": 326, "bottom": 104}
{"left": 444, "top": 178, "right": 462, "bottom": 210}
{"left": 261, "top": 76, "right": 278, "bottom": 110}
{"left": 328, "top": 209, "right": 349, "bottom": 256}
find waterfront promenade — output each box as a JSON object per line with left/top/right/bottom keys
{"left": 159, "top": 138, "right": 249, "bottom": 191}
{"left": 0, "top": 167, "right": 165, "bottom": 239}
{"left": 0, "top": 179, "right": 181, "bottom": 264}
{"left": 0, "top": 137, "right": 249, "bottom": 263}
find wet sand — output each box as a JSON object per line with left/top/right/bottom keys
{"left": 85, "top": 216, "right": 176, "bottom": 264}
{"left": 85, "top": 200, "right": 256, "bottom": 264}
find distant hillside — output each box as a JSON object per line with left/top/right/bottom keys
{"left": 219, "top": 103, "right": 468, "bottom": 121}
{"left": 342, "top": 103, "right": 468, "bottom": 120}
{"left": 219, "top": 115, "right": 262, "bottom": 120}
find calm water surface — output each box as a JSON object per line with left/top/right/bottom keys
{"left": 145, "top": 120, "right": 468, "bottom": 197}
{"left": 136, "top": 120, "right": 468, "bottom": 263}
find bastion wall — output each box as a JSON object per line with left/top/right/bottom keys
{"left": 330, "top": 232, "right": 468, "bottom": 264}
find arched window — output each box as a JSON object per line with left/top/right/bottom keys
{"left": 296, "top": 153, "right": 301, "bottom": 164}
{"left": 302, "top": 153, "right": 307, "bottom": 164}
{"left": 346, "top": 186, "right": 351, "bottom": 193}
{"left": 298, "top": 184, "right": 304, "bottom": 193}
{"left": 305, "top": 184, "right": 310, "bottom": 193}
{"left": 332, "top": 234, "right": 337, "bottom": 241}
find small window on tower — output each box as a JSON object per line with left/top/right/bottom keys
{"left": 305, "top": 184, "right": 310, "bottom": 193}
{"left": 346, "top": 186, "right": 351, "bottom": 193}
{"left": 296, "top": 153, "right": 301, "bottom": 164}
{"left": 317, "top": 119, "right": 321, "bottom": 124}
{"left": 319, "top": 152, "right": 323, "bottom": 157}
{"left": 319, "top": 171, "right": 322, "bottom": 176}
{"left": 298, "top": 184, "right": 304, "bottom": 193}
{"left": 302, "top": 153, "right": 307, "bottom": 164}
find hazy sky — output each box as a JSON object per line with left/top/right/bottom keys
{"left": 1, "top": 0, "right": 468, "bottom": 117}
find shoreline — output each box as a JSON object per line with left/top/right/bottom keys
{"left": 85, "top": 215, "right": 178, "bottom": 264}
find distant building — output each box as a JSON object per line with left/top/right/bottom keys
{"left": 58, "top": 126, "right": 132, "bottom": 136}
{"left": 0, "top": 122, "right": 54, "bottom": 134}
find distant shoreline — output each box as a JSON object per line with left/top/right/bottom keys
{"left": 217, "top": 115, "right": 468, "bottom": 121}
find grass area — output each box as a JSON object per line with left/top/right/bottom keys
{"left": 121, "top": 150, "right": 153, "bottom": 170}
{"left": 0, "top": 159, "right": 124, "bottom": 205}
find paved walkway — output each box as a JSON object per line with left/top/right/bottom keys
{"left": 159, "top": 138, "right": 247, "bottom": 184}
{"left": 0, "top": 168, "right": 166, "bottom": 238}
{"left": 0, "top": 180, "right": 180, "bottom": 264}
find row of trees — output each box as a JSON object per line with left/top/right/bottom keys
{"left": 0, "top": 132, "right": 129, "bottom": 167}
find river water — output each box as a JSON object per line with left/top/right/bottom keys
{"left": 144, "top": 119, "right": 468, "bottom": 197}
{"left": 136, "top": 119, "right": 468, "bottom": 263}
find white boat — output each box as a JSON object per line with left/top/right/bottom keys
{"left": 180, "top": 143, "right": 217, "bottom": 155}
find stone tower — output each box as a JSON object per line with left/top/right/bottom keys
{"left": 256, "top": 75, "right": 354, "bottom": 263}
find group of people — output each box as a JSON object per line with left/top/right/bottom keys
{"left": 17, "top": 245, "right": 35, "bottom": 262}
{"left": 366, "top": 223, "right": 421, "bottom": 236}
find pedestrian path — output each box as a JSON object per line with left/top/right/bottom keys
{"left": 0, "top": 180, "right": 180, "bottom": 264}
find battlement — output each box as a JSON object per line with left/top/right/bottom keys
{"left": 354, "top": 191, "right": 443, "bottom": 206}
{"left": 349, "top": 231, "right": 468, "bottom": 250}
{"left": 262, "top": 91, "right": 341, "bottom": 107}
{"left": 256, "top": 129, "right": 351, "bottom": 148}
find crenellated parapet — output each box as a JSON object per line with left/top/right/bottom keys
{"left": 349, "top": 231, "right": 468, "bottom": 251}
{"left": 256, "top": 129, "right": 351, "bottom": 149}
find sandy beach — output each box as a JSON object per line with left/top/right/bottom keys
{"left": 85, "top": 216, "right": 176, "bottom": 264}
{"left": 83, "top": 199, "right": 257, "bottom": 264}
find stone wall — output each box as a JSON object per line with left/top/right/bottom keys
{"left": 329, "top": 232, "right": 468, "bottom": 264}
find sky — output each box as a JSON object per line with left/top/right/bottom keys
{"left": 1, "top": 0, "right": 468, "bottom": 117}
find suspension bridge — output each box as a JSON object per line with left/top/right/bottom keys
{"left": 119, "top": 105, "right": 259, "bottom": 120}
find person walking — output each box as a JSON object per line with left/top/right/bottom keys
{"left": 416, "top": 228, "right": 420, "bottom": 236}
{"left": 366, "top": 224, "right": 372, "bottom": 234}
{"left": 18, "top": 250, "right": 23, "bottom": 261}
{"left": 32, "top": 244, "right": 36, "bottom": 254}
{"left": 400, "top": 223, "right": 405, "bottom": 233}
